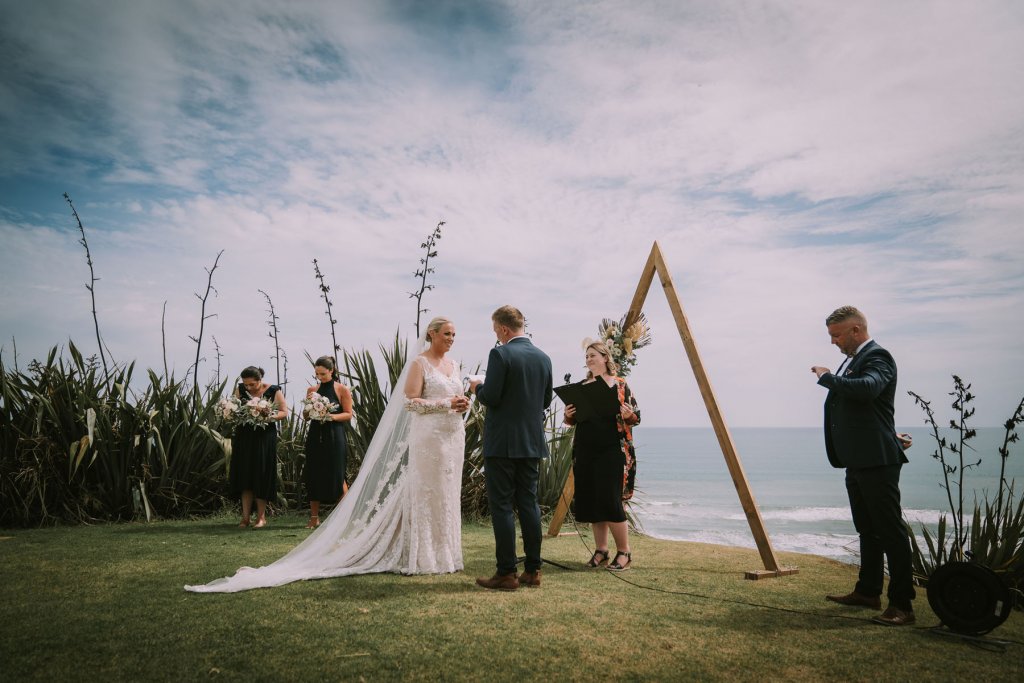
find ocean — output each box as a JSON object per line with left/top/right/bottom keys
{"left": 630, "top": 427, "right": 1023, "bottom": 565}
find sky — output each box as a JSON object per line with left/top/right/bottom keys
{"left": 1, "top": 0, "right": 1022, "bottom": 429}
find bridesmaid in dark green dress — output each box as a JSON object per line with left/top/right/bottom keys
{"left": 303, "top": 356, "right": 354, "bottom": 528}
{"left": 230, "top": 366, "right": 287, "bottom": 529}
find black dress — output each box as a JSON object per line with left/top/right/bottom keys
{"left": 229, "top": 383, "right": 280, "bottom": 501}
{"left": 572, "top": 384, "right": 627, "bottom": 524}
{"left": 304, "top": 381, "right": 348, "bottom": 503}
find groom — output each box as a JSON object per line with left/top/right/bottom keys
{"left": 470, "top": 305, "right": 553, "bottom": 591}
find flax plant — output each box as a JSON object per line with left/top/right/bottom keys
{"left": 907, "top": 377, "right": 1024, "bottom": 606}
{"left": 908, "top": 377, "right": 982, "bottom": 560}
{"left": 340, "top": 332, "right": 407, "bottom": 480}
{"left": 64, "top": 193, "right": 110, "bottom": 386}
{"left": 461, "top": 369, "right": 488, "bottom": 517}
{"left": 537, "top": 407, "right": 575, "bottom": 515}
{"left": 0, "top": 342, "right": 230, "bottom": 526}
{"left": 273, "top": 407, "right": 309, "bottom": 510}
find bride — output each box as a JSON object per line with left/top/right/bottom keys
{"left": 185, "top": 317, "right": 469, "bottom": 592}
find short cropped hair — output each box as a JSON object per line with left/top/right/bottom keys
{"left": 825, "top": 306, "right": 867, "bottom": 326}
{"left": 492, "top": 305, "right": 525, "bottom": 331}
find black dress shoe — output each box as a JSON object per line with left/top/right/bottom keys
{"left": 826, "top": 591, "right": 882, "bottom": 609}
{"left": 475, "top": 572, "right": 519, "bottom": 591}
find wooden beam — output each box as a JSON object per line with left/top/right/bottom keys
{"left": 546, "top": 466, "right": 574, "bottom": 537}
{"left": 648, "top": 242, "right": 793, "bottom": 577}
{"left": 622, "top": 245, "right": 659, "bottom": 331}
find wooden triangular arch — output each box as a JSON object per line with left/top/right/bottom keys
{"left": 547, "top": 241, "right": 798, "bottom": 579}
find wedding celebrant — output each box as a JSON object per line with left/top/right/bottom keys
{"left": 470, "top": 305, "right": 553, "bottom": 591}
{"left": 563, "top": 340, "right": 640, "bottom": 571}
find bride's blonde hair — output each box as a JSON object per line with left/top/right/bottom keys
{"left": 425, "top": 316, "right": 453, "bottom": 343}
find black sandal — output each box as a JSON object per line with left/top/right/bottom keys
{"left": 608, "top": 551, "right": 632, "bottom": 572}
{"left": 587, "top": 549, "right": 610, "bottom": 568}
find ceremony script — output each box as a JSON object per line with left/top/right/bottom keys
{"left": 553, "top": 380, "right": 620, "bottom": 422}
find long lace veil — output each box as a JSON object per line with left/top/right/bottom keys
{"left": 185, "top": 334, "right": 426, "bottom": 593}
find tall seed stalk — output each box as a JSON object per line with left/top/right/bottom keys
{"left": 409, "top": 220, "right": 444, "bottom": 338}
{"left": 258, "top": 289, "right": 283, "bottom": 386}
{"left": 909, "top": 390, "right": 959, "bottom": 546}
{"left": 64, "top": 193, "right": 110, "bottom": 386}
{"left": 281, "top": 349, "right": 289, "bottom": 392}
{"left": 947, "top": 375, "right": 981, "bottom": 555}
{"left": 188, "top": 250, "right": 224, "bottom": 391}
{"left": 160, "top": 301, "right": 170, "bottom": 380}
{"left": 996, "top": 396, "right": 1024, "bottom": 521}
{"left": 212, "top": 335, "right": 223, "bottom": 387}
{"left": 7, "top": 337, "right": 19, "bottom": 373}
{"left": 312, "top": 259, "right": 340, "bottom": 359}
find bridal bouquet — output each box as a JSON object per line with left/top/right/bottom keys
{"left": 217, "top": 396, "right": 276, "bottom": 428}
{"left": 302, "top": 393, "right": 341, "bottom": 422}
{"left": 216, "top": 396, "right": 240, "bottom": 422}
{"left": 587, "top": 313, "right": 652, "bottom": 378}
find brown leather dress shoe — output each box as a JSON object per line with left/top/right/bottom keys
{"left": 872, "top": 606, "right": 916, "bottom": 626}
{"left": 518, "top": 570, "right": 541, "bottom": 588}
{"left": 476, "top": 572, "right": 519, "bottom": 591}
{"left": 826, "top": 590, "right": 882, "bottom": 610}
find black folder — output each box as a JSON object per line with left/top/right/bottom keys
{"left": 553, "top": 380, "right": 620, "bottom": 422}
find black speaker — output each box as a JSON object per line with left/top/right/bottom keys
{"left": 926, "top": 561, "right": 1012, "bottom": 635}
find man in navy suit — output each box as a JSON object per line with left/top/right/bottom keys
{"left": 812, "top": 306, "right": 916, "bottom": 626}
{"left": 470, "top": 305, "right": 553, "bottom": 591}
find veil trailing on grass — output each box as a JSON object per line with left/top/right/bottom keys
{"left": 185, "top": 336, "right": 426, "bottom": 593}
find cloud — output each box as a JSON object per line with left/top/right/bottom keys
{"left": 1, "top": 0, "right": 1022, "bottom": 427}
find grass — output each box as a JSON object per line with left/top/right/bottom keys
{"left": 1, "top": 515, "right": 1022, "bottom": 682}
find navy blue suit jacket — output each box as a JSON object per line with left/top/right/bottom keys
{"left": 476, "top": 337, "right": 553, "bottom": 459}
{"left": 818, "top": 340, "right": 907, "bottom": 470}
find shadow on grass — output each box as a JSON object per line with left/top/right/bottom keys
{"left": 111, "top": 520, "right": 314, "bottom": 537}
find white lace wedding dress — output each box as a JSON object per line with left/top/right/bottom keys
{"left": 185, "top": 352, "right": 466, "bottom": 592}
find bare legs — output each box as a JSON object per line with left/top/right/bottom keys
{"left": 240, "top": 491, "right": 267, "bottom": 528}
{"left": 592, "top": 521, "right": 630, "bottom": 556}
{"left": 308, "top": 486, "right": 347, "bottom": 529}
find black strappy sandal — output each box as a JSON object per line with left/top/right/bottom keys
{"left": 587, "top": 549, "right": 610, "bottom": 568}
{"left": 607, "top": 551, "right": 632, "bottom": 572}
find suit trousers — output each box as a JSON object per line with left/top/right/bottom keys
{"left": 484, "top": 457, "right": 543, "bottom": 574}
{"left": 845, "top": 463, "right": 916, "bottom": 610}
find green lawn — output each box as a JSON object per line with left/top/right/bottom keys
{"left": 1, "top": 513, "right": 1021, "bottom": 682}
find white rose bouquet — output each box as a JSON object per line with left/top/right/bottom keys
{"left": 216, "top": 396, "right": 240, "bottom": 422}
{"left": 216, "top": 395, "right": 275, "bottom": 428}
{"left": 302, "top": 392, "right": 341, "bottom": 422}
{"left": 238, "top": 396, "right": 276, "bottom": 427}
